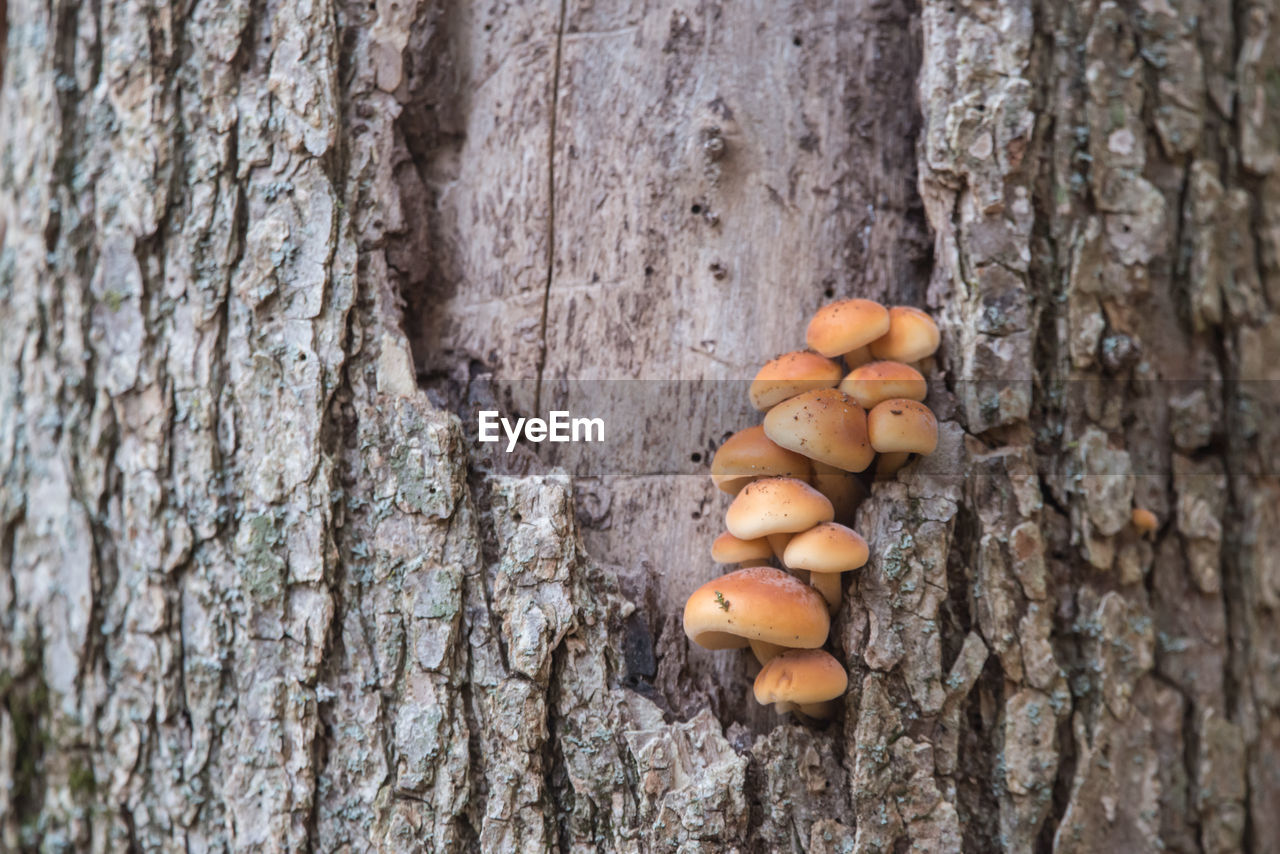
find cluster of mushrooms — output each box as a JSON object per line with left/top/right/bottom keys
{"left": 684, "top": 300, "right": 942, "bottom": 720}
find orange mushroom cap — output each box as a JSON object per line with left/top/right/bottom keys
{"left": 867, "top": 398, "right": 938, "bottom": 455}
{"left": 763, "top": 388, "right": 875, "bottom": 473}
{"left": 725, "top": 477, "right": 834, "bottom": 539}
{"left": 750, "top": 351, "right": 844, "bottom": 411}
{"left": 783, "top": 523, "right": 869, "bottom": 574}
{"left": 868, "top": 306, "right": 940, "bottom": 363}
{"left": 806, "top": 299, "right": 891, "bottom": 359}
{"left": 711, "top": 532, "right": 774, "bottom": 564}
{"left": 710, "top": 426, "right": 813, "bottom": 495}
{"left": 684, "top": 567, "right": 831, "bottom": 650}
{"left": 839, "top": 360, "right": 927, "bottom": 410}
{"left": 753, "top": 649, "right": 848, "bottom": 707}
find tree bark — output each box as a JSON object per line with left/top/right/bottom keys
{"left": 1, "top": 0, "right": 1277, "bottom": 851}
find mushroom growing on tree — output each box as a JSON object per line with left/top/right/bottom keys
{"left": 839, "top": 360, "right": 928, "bottom": 409}
{"left": 763, "top": 388, "right": 875, "bottom": 473}
{"left": 711, "top": 531, "right": 774, "bottom": 567}
{"left": 749, "top": 350, "right": 844, "bottom": 410}
{"left": 683, "top": 567, "right": 831, "bottom": 664}
{"left": 867, "top": 398, "right": 939, "bottom": 456}
{"left": 689, "top": 299, "right": 942, "bottom": 727}
{"left": 724, "top": 477, "right": 835, "bottom": 540}
{"left": 782, "top": 522, "right": 869, "bottom": 612}
{"left": 868, "top": 305, "right": 941, "bottom": 363}
{"left": 805, "top": 298, "right": 891, "bottom": 358}
{"left": 710, "top": 425, "right": 813, "bottom": 494}
{"left": 1132, "top": 506, "right": 1159, "bottom": 538}
{"left": 753, "top": 648, "right": 849, "bottom": 719}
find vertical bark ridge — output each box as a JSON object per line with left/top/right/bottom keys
{"left": 534, "top": 0, "right": 569, "bottom": 416}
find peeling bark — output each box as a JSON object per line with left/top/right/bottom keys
{"left": 2, "top": 0, "right": 1277, "bottom": 852}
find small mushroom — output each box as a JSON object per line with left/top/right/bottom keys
{"left": 711, "top": 426, "right": 813, "bottom": 494}
{"left": 869, "top": 306, "right": 941, "bottom": 363}
{"left": 839, "top": 360, "right": 927, "bottom": 409}
{"left": 725, "top": 477, "right": 834, "bottom": 540}
{"left": 683, "top": 567, "right": 831, "bottom": 663}
{"left": 711, "top": 531, "right": 774, "bottom": 566}
{"left": 806, "top": 299, "right": 891, "bottom": 358}
{"left": 867, "top": 398, "right": 938, "bottom": 455}
{"left": 749, "top": 351, "right": 844, "bottom": 411}
{"left": 763, "top": 388, "right": 875, "bottom": 473}
{"left": 783, "top": 522, "right": 869, "bottom": 612}
{"left": 753, "top": 648, "right": 849, "bottom": 718}
{"left": 1132, "top": 507, "right": 1158, "bottom": 538}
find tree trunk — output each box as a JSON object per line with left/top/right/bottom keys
{"left": 1, "top": 0, "right": 1277, "bottom": 851}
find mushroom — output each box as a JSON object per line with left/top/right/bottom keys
{"left": 867, "top": 398, "right": 938, "bottom": 455}
{"left": 710, "top": 426, "right": 813, "bottom": 494}
{"left": 753, "top": 648, "right": 848, "bottom": 718}
{"left": 725, "top": 477, "right": 834, "bottom": 540}
{"left": 711, "top": 531, "right": 774, "bottom": 566}
{"left": 683, "top": 566, "right": 831, "bottom": 664}
{"left": 763, "top": 388, "right": 875, "bottom": 473}
{"left": 749, "top": 351, "right": 844, "bottom": 411}
{"left": 1132, "top": 507, "right": 1158, "bottom": 538}
{"left": 783, "top": 522, "right": 869, "bottom": 612}
{"left": 839, "top": 360, "right": 927, "bottom": 409}
{"left": 869, "top": 306, "right": 941, "bottom": 363}
{"left": 806, "top": 299, "right": 891, "bottom": 358}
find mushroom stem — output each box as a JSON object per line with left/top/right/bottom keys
{"left": 810, "top": 572, "right": 842, "bottom": 613}
{"left": 738, "top": 559, "right": 771, "bottom": 568}
{"left": 797, "top": 701, "right": 837, "bottom": 719}
{"left": 749, "top": 639, "right": 787, "bottom": 665}
{"left": 773, "top": 701, "right": 797, "bottom": 715}
{"left": 766, "top": 532, "right": 794, "bottom": 564}
{"left": 876, "top": 451, "right": 911, "bottom": 479}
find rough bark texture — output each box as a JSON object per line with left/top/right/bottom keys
{"left": 1, "top": 0, "right": 1277, "bottom": 852}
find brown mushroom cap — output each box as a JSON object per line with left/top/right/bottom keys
{"left": 1132, "top": 507, "right": 1158, "bottom": 534}
{"left": 868, "top": 306, "right": 941, "bottom": 363}
{"left": 683, "top": 567, "right": 831, "bottom": 650}
{"left": 725, "top": 477, "right": 834, "bottom": 539}
{"left": 839, "top": 361, "right": 927, "bottom": 410}
{"left": 867, "top": 398, "right": 938, "bottom": 455}
{"left": 711, "top": 426, "right": 813, "bottom": 494}
{"left": 750, "top": 351, "right": 844, "bottom": 411}
{"left": 783, "top": 523, "right": 869, "bottom": 574}
{"left": 763, "top": 388, "right": 875, "bottom": 473}
{"left": 806, "top": 299, "right": 891, "bottom": 358}
{"left": 711, "top": 532, "right": 774, "bottom": 564}
{"left": 753, "top": 649, "right": 848, "bottom": 706}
